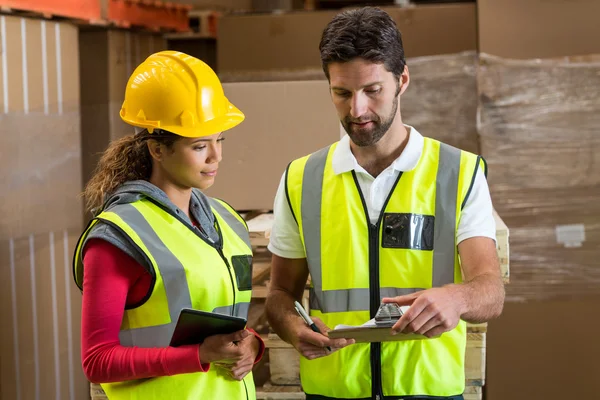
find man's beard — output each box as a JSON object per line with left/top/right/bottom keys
{"left": 341, "top": 96, "right": 399, "bottom": 147}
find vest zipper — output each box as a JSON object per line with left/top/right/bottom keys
{"left": 369, "top": 223, "right": 384, "bottom": 400}
{"left": 217, "top": 247, "right": 237, "bottom": 316}
{"left": 352, "top": 170, "right": 404, "bottom": 400}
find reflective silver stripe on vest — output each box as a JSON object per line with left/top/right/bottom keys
{"left": 213, "top": 302, "right": 250, "bottom": 319}
{"left": 106, "top": 204, "right": 192, "bottom": 348}
{"left": 301, "top": 143, "right": 461, "bottom": 314}
{"left": 209, "top": 198, "right": 252, "bottom": 250}
{"left": 301, "top": 146, "right": 331, "bottom": 292}
{"left": 433, "top": 143, "right": 460, "bottom": 288}
{"left": 309, "top": 287, "right": 425, "bottom": 313}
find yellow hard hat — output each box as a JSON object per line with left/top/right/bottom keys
{"left": 120, "top": 51, "right": 244, "bottom": 137}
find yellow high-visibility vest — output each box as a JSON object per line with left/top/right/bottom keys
{"left": 286, "top": 137, "right": 485, "bottom": 399}
{"left": 74, "top": 197, "right": 255, "bottom": 400}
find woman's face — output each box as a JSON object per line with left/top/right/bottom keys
{"left": 151, "top": 132, "right": 224, "bottom": 191}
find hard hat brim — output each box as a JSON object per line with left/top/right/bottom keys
{"left": 123, "top": 102, "right": 245, "bottom": 138}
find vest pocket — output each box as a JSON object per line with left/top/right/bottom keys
{"left": 382, "top": 213, "right": 435, "bottom": 250}
{"left": 231, "top": 255, "right": 253, "bottom": 291}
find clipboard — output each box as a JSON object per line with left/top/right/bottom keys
{"left": 328, "top": 325, "right": 435, "bottom": 343}
{"left": 169, "top": 308, "right": 247, "bottom": 347}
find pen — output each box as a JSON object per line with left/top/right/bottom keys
{"left": 294, "top": 300, "right": 332, "bottom": 352}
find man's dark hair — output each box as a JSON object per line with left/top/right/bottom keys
{"left": 319, "top": 7, "right": 406, "bottom": 80}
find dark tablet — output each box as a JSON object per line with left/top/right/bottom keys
{"left": 169, "top": 308, "right": 247, "bottom": 347}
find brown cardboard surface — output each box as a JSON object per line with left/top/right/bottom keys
{"left": 478, "top": 0, "right": 600, "bottom": 59}
{"left": 0, "top": 231, "right": 88, "bottom": 400}
{"left": 0, "top": 16, "right": 82, "bottom": 240}
{"left": 80, "top": 30, "right": 110, "bottom": 190}
{"left": 486, "top": 298, "right": 600, "bottom": 399}
{"left": 79, "top": 29, "right": 166, "bottom": 195}
{"left": 61, "top": 23, "right": 80, "bottom": 113}
{"left": 217, "top": 3, "right": 476, "bottom": 74}
{"left": 0, "top": 15, "right": 87, "bottom": 399}
{"left": 25, "top": 19, "right": 43, "bottom": 113}
{"left": 4, "top": 16, "right": 24, "bottom": 113}
{"left": 0, "top": 114, "right": 82, "bottom": 239}
{"left": 203, "top": 80, "right": 339, "bottom": 210}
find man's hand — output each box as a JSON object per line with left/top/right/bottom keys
{"left": 382, "top": 286, "right": 466, "bottom": 338}
{"left": 292, "top": 317, "right": 355, "bottom": 360}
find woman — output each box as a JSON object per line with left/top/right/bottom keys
{"left": 73, "top": 51, "right": 264, "bottom": 399}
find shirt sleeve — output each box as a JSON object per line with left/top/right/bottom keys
{"left": 81, "top": 239, "right": 208, "bottom": 384}
{"left": 267, "top": 171, "right": 307, "bottom": 259}
{"left": 457, "top": 168, "right": 497, "bottom": 244}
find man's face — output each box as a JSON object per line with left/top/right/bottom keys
{"left": 329, "top": 59, "right": 406, "bottom": 147}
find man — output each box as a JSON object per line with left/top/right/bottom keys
{"left": 265, "top": 7, "right": 505, "bottom": 400}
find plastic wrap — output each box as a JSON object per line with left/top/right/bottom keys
{"left": 478, "top": 53, "right": 600, "bottom": 301}
{"left": 403, "top": 51, "right": 479, "bottom": 153}
{"left": 220, "top": 51, "right": 480, "bottom": 152}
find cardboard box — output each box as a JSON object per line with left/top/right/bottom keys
{"left": 0, "top": 231, "right": 87, "bottom": 400}
{"left": 217, "top": 3, "right": 477, "bottom": 74}
{"left": 0, "top": 16, "right": 82, "bottom": 239}
{"left": 0, "top": 15, "right": 88, "bottom": 400}
{"left": 203, "top": 80, "right": 340, "bottom": 210}
{"left": 486, "top": 297, "right": 600, "bottom": 400}
{"left": 79, "top": 29, "right": 166, "bottom": 191}
{"left": 478, "top": 0, "right": 600, "bottom": 59}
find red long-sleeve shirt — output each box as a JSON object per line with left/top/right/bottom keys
{"left": 81, "top": 238, "right": 264, "bottom": 383}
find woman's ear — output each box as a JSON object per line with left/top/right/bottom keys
{"left": 147, "top": 139, "right": 163, "bottom": 162}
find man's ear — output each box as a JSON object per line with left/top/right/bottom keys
{"left": 398, "top": 65, "right": 410, "bottom": 96}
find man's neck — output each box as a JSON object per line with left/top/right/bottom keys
{"left": 351, "top": 121, "right": 410, "bottom": 178}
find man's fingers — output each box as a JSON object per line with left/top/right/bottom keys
{"left": 382, "top": 292, "right": 420, "bottom": 306}
{"left": 421, "top": 325, "right": 446, "bottom": 339}
{"left": 302, "top": 349, "right": 329, "bottom": 360}
{"left": 414, "top": 313, "right": 445, "bottom": 336}
{"left": 297, "top": 329, "right": 332, "bottom": 347}
{"left": 402, "top": 307, "right": 437, "bottom": 334}
{"left": 392, "top": 298, "right": 427, "bottom": 333}
{"left": 311, "top": 317, "right": 331, "bottom": 333}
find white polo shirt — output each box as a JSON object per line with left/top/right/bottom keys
{"left": 268, "top": 126, "right": 496, "bottom": 259}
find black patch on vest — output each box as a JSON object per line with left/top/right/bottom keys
{"left": 231, "top": 255, "right": 253, "bottom": 291}
{"left": 381, "top": 213, "right": 435, "bottom": 251}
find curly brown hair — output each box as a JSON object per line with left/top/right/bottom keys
{"left": 83, "top": 129, "right": 180, "bottom": 213}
